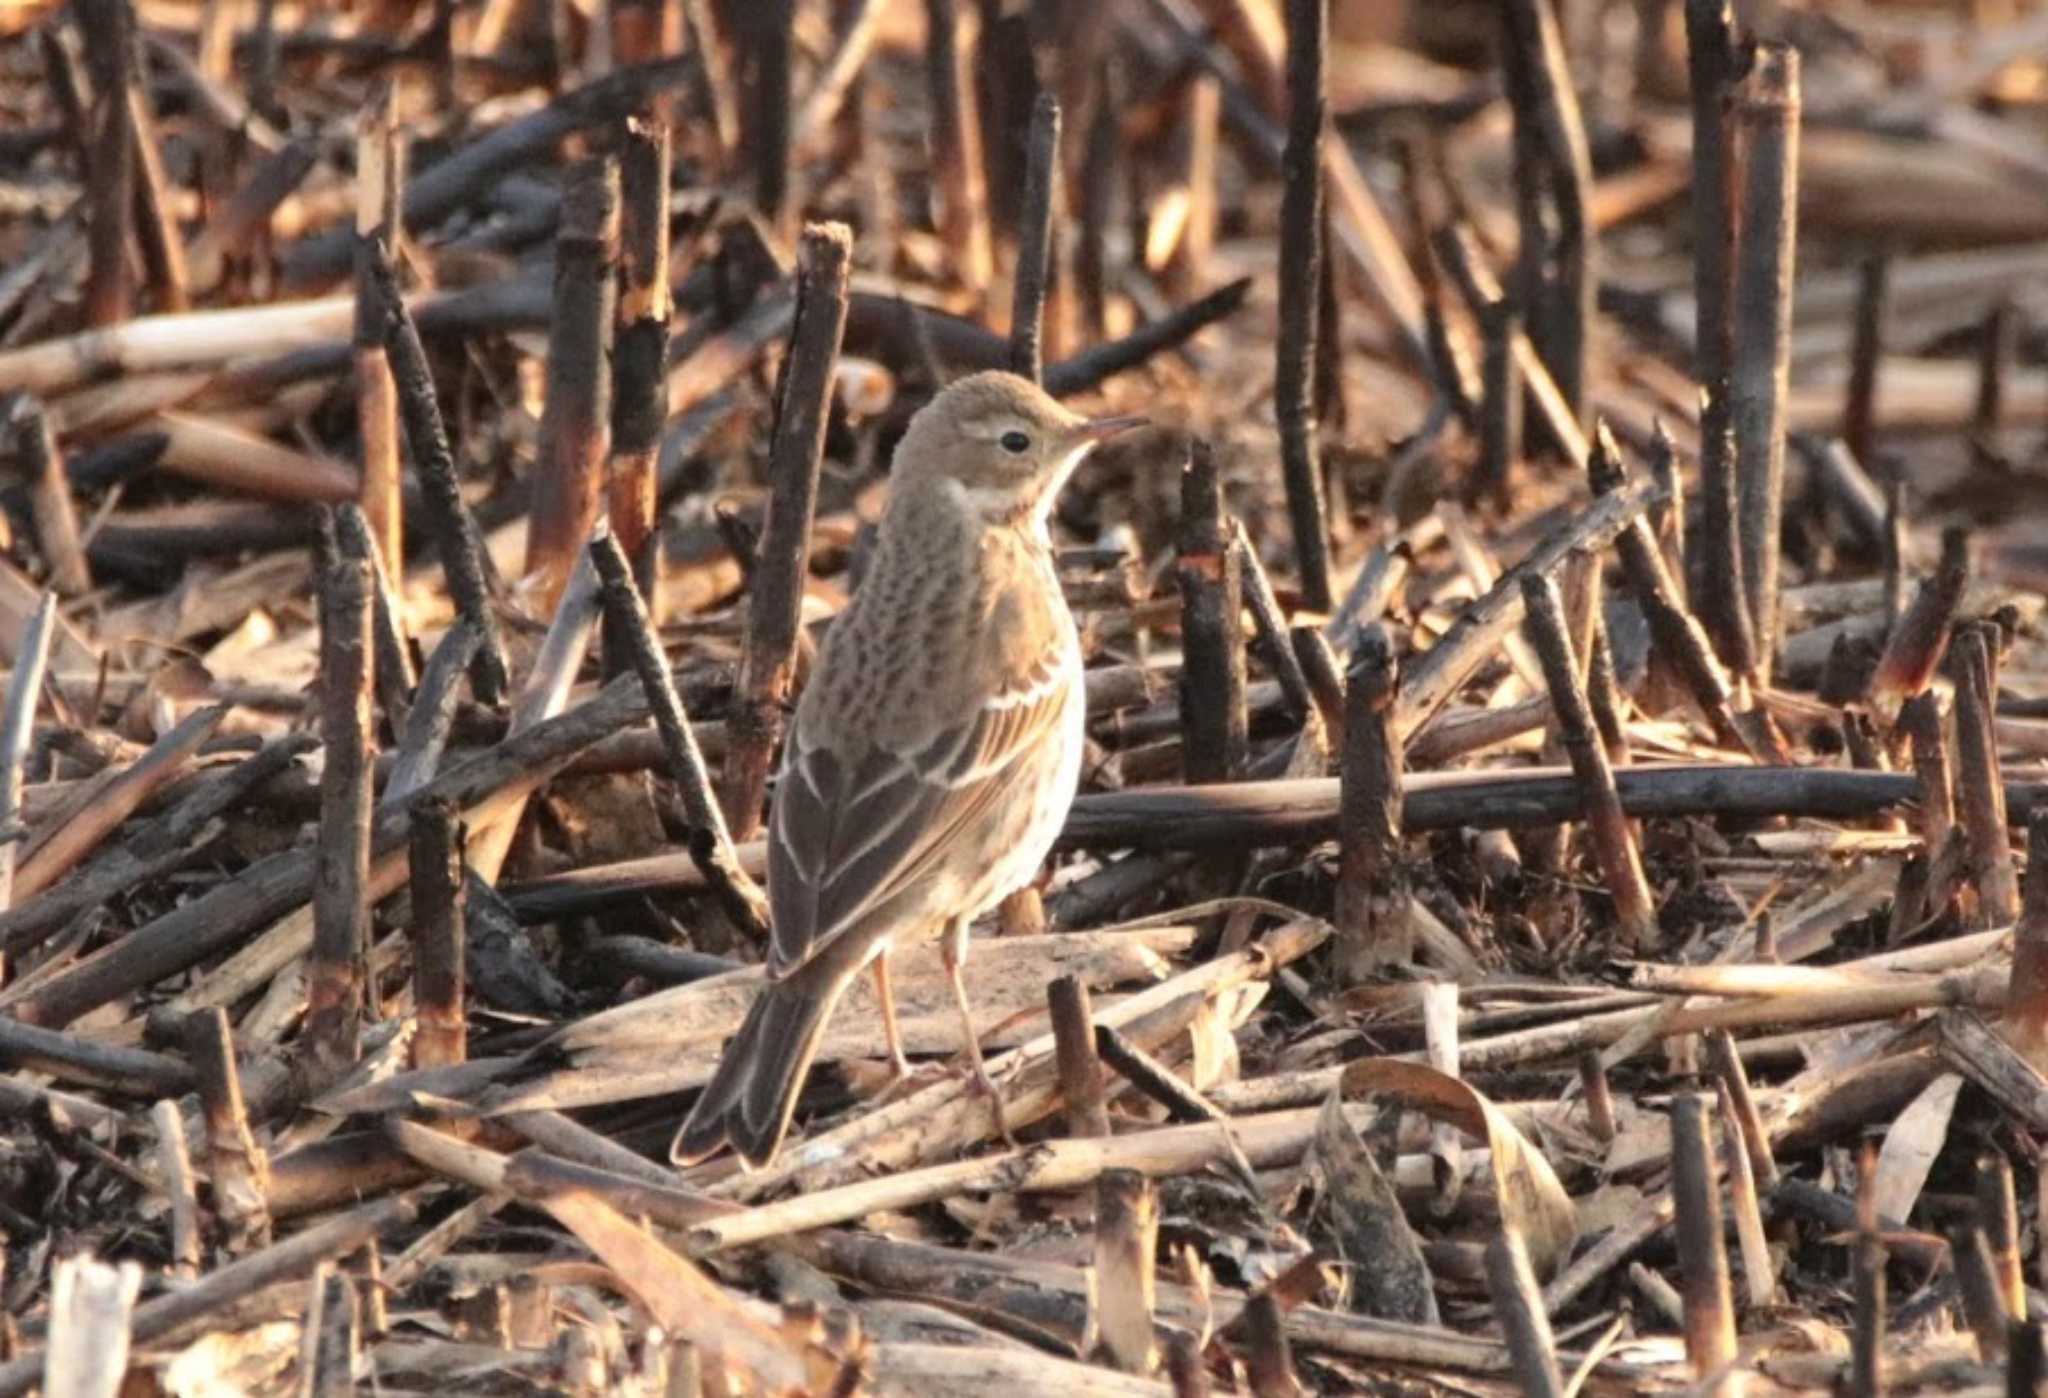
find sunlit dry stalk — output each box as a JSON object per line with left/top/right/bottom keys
{"left": 1336, "top": 623, "right": 1406, "bottom": 980}
{"left": 1049, "top": 975, "right": 1110, "bottom": 1139}
{"left": 1523, "top": 572, "right": 1657, "bottom": 949}
{"left": 1010, "top": 92, "right": 1062, "bottom": 383}
{"left": 1868, "top": 527, "right": 1969, "bottom": 706}
{"left": 1975, "top": 1152, "right": 2024, "bottom": 1318}
{"left": 408, "top": 794, "right": 466, "bottom": 1071}
{"left": 1484, "top": 1228, "right": 1563, "bottom": 1398}
{"left": 924, "top": 0, "right": 993, "bottom": 296}
{"left": 1671, "top": 1093, "right": 1737, "bottom": 1389}
{"left": 527, "top": 156, "right": 620, "bottom": 613}
{"left": 721, "top": 223, "right": 851, "bottom": 840}
{"left": 187, "top": 1006, "right": 273, "bottom": 1252}
{"left": 2006, "top": 815, "right": 2048, "bottom": 1058}
{"left": 1729, "top": 44, "right": 1800, "bottom": 681}
{"left": 1091, "top": 1170, "right": 1158, "bottom": 1373}
{"left": 1843, "top": 252, "right": 1888, "bottom": 472}
{"left": 1952, "top": 626, "right": 2018, "bottom": 926}
{"left": 1177, "top": 439, "right": 1247, "bottom": 783}
{"left": 608, "top": 114, "right": 671, "bottom": 632}
{"left": 6, "top": 398, "right": 90, "bottom": 596}
{"left": 355, "top": 82, "right": 404, "bottom": 578}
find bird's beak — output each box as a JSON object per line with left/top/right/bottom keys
{"left": 1074, "top": 414, "right": 1149, "bottom": 443}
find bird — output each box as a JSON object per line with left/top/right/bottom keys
{"left": 673, "top": 371, "right": 1147, "bottom": 1169}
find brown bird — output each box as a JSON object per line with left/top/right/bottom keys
{"left": 674, "top": 371, "right": 1146, "bottom": 1168}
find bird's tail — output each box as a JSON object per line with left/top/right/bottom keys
{"left": 671, "top": 978, "right": 841, "bottom": 1169}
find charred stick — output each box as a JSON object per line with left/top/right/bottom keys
{"left": 5, "top": 399, "right": 90, "bottom": 596}
{"left": 744, "top": 0, "right": 793, "bottom": 221}
{"left": 1177, "top": 438, "right": 1247, "bottom": 783}
{"left": 372, "top": 249, "right": 510, "bottom": 706}
{"left": 1484, "top": 1228, "right": 1563, "bottom": 1398}
{"left": 1671, "top": 1092, "right": 1736, "bottom": 1383}
{"left": 1240, "top": 1289, "right": 1300, "bottom": 1398}
{"left": 337, "top": 503, "right": 415, "bottom": 734}
{"left": 1048, "top": 975, "right": 1111, "bottom": 1139}
{"left": 408, "top": 794, "right": 466, "bottom": 1072}
{"left": 355, "top": 83, "right": 403, "bottom": 579}
{"left": 527, "top": 155, "right": 620, "bottom": 613}
{"left": 76, "top": 0, "right": 137, "bottom": 327}
{"left": 1851, "top": 1138, "right": 1886, "bottom": 1397}
{"left": 1501, "top": 0, "right": 1593, "bottom": 432}
{"left": 1231, "top": 523, "right": 1314, "bottom": 727}
{"left": 1685, "top": 0, "right": 1749, "bottom": 672}
{"left": 1431, "top": 224, "right": 1588, "bottom": 468}
{"left": 186, "top": 1006, "right": 272, "bottom": 1252}
{"left": 1953, "top": 627, "right": 2019, "bottom": 926}
{"left": 1900, "top": 689, "right": 1955, "bottom": 879}
{"left": 1844, "top": 252, "right": 1888, "bottom": 473}
{"left": 1335, "top": 623, "right": 1407, "bottom": 979}
{"left": 1075, "top": 55, "right": 1117, "bottom": 339}
{"left": 1043, "top": 278, "right": 1252, "bottom": 398}
{"left": 1646, "top": 420, "right": 1685, "bottom": 591}
{"left": 1275, "top": 0, "right": 1333, "bottom": 612}
{"left": 721, "top": 223, "right": 851, "bottom": 840}
{"left": 384, "top": 620, "right": 481, "bottom": 807}
{"left": 1717, "top": 1084, "right": 1774, "bottom": 1307}
{"left": 1290, "top": 624, "right": 1346, "bottom": 749}
{"left": 1883, "top": 470, "right": 1907, "bottom": 630}
{"left": 590, "top": 529, "right": 768, "bottom": 939}
{"left": 1869, "top": 526, "right": 1969, "bottom": 706}
{"left": 1475, "top": 286, "right": 1522, "bottom": 511}
{"left": 304, "top": 509, "right": 377, "bottom": 1084}
{"left": 1586, "top": 622, "right": 1629, "bottom": 760}
{"left": 923, "top": 0, "right": 994, "bottom": 295}
{"left": 1588, "top": 421, "right": 1743, "bottom": 748}
{"left": 1975, "top": 300, "right": 2016, "bottom": 461}
{"left": 607, "top": 114, "right": 671, "bottom": 649}
{"left": 1729, "top": 44, "right": 1800, "bottom": 680}
{"left": 1522, "top": 572, "right": 1657, "bottom": 947}
{"left": 1009, "top": 92, "right": 1061, "bottom": 383}
{"left": 302, "top": 1264, "right": 359, "bottom": 1397}
{"left": 1577, "top": 1048, "right": 1616, "bottom": 1143}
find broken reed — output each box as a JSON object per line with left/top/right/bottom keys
{"left": 721, "top": 222, "right": 851, "bottom": 841}
{"left": 1276, "top": 0, "right": 1334, "bottom": 615}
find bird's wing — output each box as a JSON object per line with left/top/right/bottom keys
{"left": 765, "top": 636, "right": 1072, "bottom": 977}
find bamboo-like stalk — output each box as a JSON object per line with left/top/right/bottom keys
{"left": 1009, "top": 92, "right": 1063, "bottom": 383}
{"left": 1718, "top": 1083, "right": 1775, "bottom": 1308}
{"left": 1953, "top": 627, "right": 2019, "bottom": 926}
{"left": 1976, "top": 1152, "right": 2024, "bottom": 1318}
{"left": 1844, "top": 253, "right": 1889, "bottom": 472}
{"left": 2007, "top": 815, "right": 2048, "bottom": 1055}
{"left": 1577, "top": 1047, "right": 1616, "bottom": 1142}
{"left": 1685, "top": 0, "right": 1752, "bottom": 674}
{"left": 720, "top": 223, "right": 851, "bottom": 840}
{"left": 187, "top": 1005, "right": 273, "bottom": 1252}
{"left": 1335, "top": 623, "right": 1406, "bottom": 979}
{"left": 151, "top": 1099, "right": 202, "bottom": 1280}
{"left": 589, "top": 529, "right": 769, "bottom": 940}
{"left": 76, "top": 0, "right": 136, "bottom": 328}
{"left": 1484, "top": 1227, "right": 1563, "bottom": 1398}
{"left": 1522, "top": 572, "right": 1657, "bottom": 947}
{"left": 1049, "top": 975, "right": 1111, "bottom": 1139}
{"left": 1956, "top": 1224, "right": 2011, "bottom": 1362}
{"left": 304, "top": 509, "right": 377, "bottom": 1085}
{"left": 408, "top": 794, "right": 467, "bottom": 1072}
{"left": 924, "top": 0, "right": 993, "bottom": 296}
{"left": 0, "top": 594, "right": 54, "bottom": 929}
{"left": 355, "top": 82, "right": 404, "bottom": 579}
{"left": 527, "top": 156, "right": 621, "bottom": 613}
{"left": 1730, "top": 44, "right": 1801, "bottom": 681}
{"left": 1091, "top": 1169, "right": 1158, "bottom": 1373}
{"left": 1671, "top": 1092, "right": 1737, "bottom": 1386}
{"left": 607, "top": 114, "right": 671, "bottom": 634}
{"left": 6, "top": 400, "right": 89, "bottom": 597}
{"left": 1177, "top": 439, "right": 1247, "bottom": 784}
{"left": 1868, "top": 526, "right": 1969, "bottom": 705}
{"left": 1501, "top": 0, "right": 1593, "bottom": 432}
{"left": 1275, "top": 0, "right": 1333, "bottom": 612}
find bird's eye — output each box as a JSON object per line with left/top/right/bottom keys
{"left": 999, "top": 430, "right": 1031, "bottom": 454}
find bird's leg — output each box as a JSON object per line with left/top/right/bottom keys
{"left": 941, "top": 916, "right": 1016, "bottom": 1148}
{"left": 872, "top": 950, "right": 914, "bottom": 1083}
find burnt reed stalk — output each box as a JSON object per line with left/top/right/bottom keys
{"left": 527, "top": 155, "right": 620, "bottom": 613}
{"left": 1953, "top": 626, "right": 2020, "bottom": 925}
{"left": 1844, "top": 251, "right": 1888, "bottom": 472}
{"left": 1076, "top": 55, "right": 1117, "bottom": 338}
{"left": 74, "top": 0, "right": 136, "bottom": 327}
{"left": 1276, "top": 0, "right": 1335, "bottom": 613}
{"left": 721, "top": 223, "right": 852, "bottom": 841}
{"left": 923, "top": 0, "right": 993, "bottom": 294}
{"left": 1335, "top": 623, "right": 1407, "bottom": 981}
{"left": 1684, "top": 0, "right": 1753, "bottom": 675}
{"left": 1729, "top": 43, "right": 1800, "bottom": 681}
{"left": 8, "top": 397, "right": 89, "bottom": 596}
{"left": 373, "top": 247, "right": 511, "bottom": 706}
{"left": 1501, "top": 0, "right": 1593, "bottom": 434}
{"left": 337, "top": 503, "right": 416, "bottom": 734}
{"left": 1485, "top": 1229, "right": 1564, "bottom": 1398}
{"left": 1009, "top": 91, "right": 1061, "bottom": 383}
{"left": 1671, "top": 1092, "right": 1738, "bottom": 1384}
{"left": 607, "top": 113, "right": 672, "bottom": 660}
{"left": 1176, "top": 438, "right": 1248, "bottom": 783}
{"left": 304, "top": 509, "right": 377, "bottom": 1085}
{"left": 1523, "top": 570, "right": 1657, "bottom": 948}
{"left": 355, "top": 82, "right": 403, "bottom": 578}
{"left": 745, "top": 0, "right": 793, "bottom": 221}
{"left": 1048, "top": 975, "right": 1110, "bottom": 1139}
{"left": 1232, "top": 524, "right": 1315, "bottom": 726}
{"left": 590, "top": 530, "right": 770, "bottom": 941}
{"left": 1587, "top": 422, "right": 1745, "bottom": 748}
{"left": 407, "top": 794, "right": 467, "bottom": 1071}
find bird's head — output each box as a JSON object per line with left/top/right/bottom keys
{"left": 890, "top": 371, "right": 1147, "bottom": 527}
